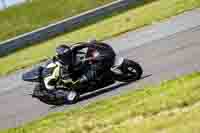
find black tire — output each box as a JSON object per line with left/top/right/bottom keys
{"left": 65, "top": 90, "right": 80, "bottom": 104}
{"left": 116, "top": 59, "right": 143, "bottom": 82}
{"left": 33, "top": 87, "right": 66, "bottom": 105}
{"left": 33, "top": 84, "right": 80, "bottom": 105}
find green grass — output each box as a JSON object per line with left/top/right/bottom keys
{"left": 0, "top": 0, "right": 200, "bottom": 76}
{"left": 0, "top": 0, "right": 114, "bottom": 42}
{"left": 1, "top": 72, "right": 200, "bottom": 133}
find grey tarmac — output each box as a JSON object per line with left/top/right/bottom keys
{"left": 0, "top": 8, "right": 200, "bottom": 129}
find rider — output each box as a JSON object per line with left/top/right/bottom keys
{"left": 42, "top": 40, "right": 116, "bottom": 92}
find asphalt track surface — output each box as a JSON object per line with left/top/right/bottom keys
{"left": 0, "top": 8, "right": 200, "bottom": 129}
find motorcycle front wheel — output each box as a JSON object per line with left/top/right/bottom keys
{"left": 116, "top": 59, "right": 143, "bottom": 82}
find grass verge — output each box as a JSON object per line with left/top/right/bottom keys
{"left": 0, "top": 0, "right": 114, "bottom": 42}
{"left": 1, "top": 72, "right": 200, "bottom": 133}
{"left": 0, "top": 0, "right": 200, "bottom": 76}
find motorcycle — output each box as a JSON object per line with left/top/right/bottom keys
{"left": 22, "top": 43, "right": 143, "bottom": 105}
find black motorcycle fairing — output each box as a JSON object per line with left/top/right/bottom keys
{"left": 22, "top": 66, "right": 43, "bottom": 82}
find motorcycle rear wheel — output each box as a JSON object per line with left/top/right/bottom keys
{"left": 64, "top": 90, "right": 80, "bottom": 104}
{"left": 33, "top": 84, "right": 80, "bottom": 105}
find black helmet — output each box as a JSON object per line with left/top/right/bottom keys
{"left": 56, "top": 45, "right": 72, "bottom": 65}
{"left": 88, "top": 39, "right": 98, "bottom": 44}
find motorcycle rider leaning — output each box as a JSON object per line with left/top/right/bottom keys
{"left": 40, "top": 40, "right": 116, "bottom": 97}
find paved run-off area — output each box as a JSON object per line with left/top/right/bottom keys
{"left": 0, "top": 8, "right": 200, "bottom": 129}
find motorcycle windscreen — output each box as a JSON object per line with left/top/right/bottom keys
{"left": 22, "top": 66, "right": 43, "bottom": 82}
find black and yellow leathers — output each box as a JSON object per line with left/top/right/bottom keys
{"left": 44, "top": 42, "right": 116, "bottom": 90}
{"left": 43, "top": 61, "right": 84, "bottom": 90}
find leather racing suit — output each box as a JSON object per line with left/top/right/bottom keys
{"left": 43, "top": 41, "right": 116, "bottom": 91}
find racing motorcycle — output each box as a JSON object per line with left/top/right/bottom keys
{"left": 22, "top": 43, "right": 143, "bottom": 105}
